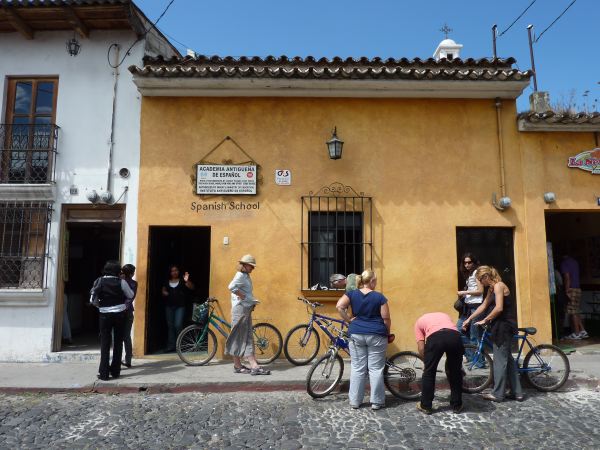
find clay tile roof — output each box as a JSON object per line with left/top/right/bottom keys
{"left": 129, "top": 54, "right": 531, "bottom": 82}
{"left": 518, "top": 111, "right": 600, "bottom": 132}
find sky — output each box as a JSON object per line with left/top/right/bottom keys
{"left": 134, "top": 0, "right": 599, "bottom": 112}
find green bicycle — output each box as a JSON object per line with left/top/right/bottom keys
{"left": 176, "top": 297, "right": 283, "bottom": 366}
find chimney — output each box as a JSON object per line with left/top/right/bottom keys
{"left": 529, "top": 91, "right": 551, "bottom": 113}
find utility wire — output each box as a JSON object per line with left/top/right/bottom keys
{"left": 535, "top": 0, "right": 577, "bottom": 43}
{"left": 498, "top": 0, "right": 537, "bottom": 37}
{"left": 108, "top": 0, "right": 177, "bottom": 68}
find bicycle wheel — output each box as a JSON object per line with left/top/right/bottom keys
{"left": 283, "top": 324, "right": 321, "bottom": 365}
{"left": 384, "top": 351, "right": 424, "bottom": 400}
{"left": 462, "top": 344, "right": 493, "bottom": 393}
{"left": 252, "top": 323, "right": 283, "bottom": 365}
{"left": 523, "top": 344, "right": 570, "bottom": 392}
{"left": 176, "top": 325, "right": 217, "bottom": 366}
{"left": 306, "top": 351, "right": 344, "bottom": 398}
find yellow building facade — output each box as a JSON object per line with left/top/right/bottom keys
{"left": 130, "top": 55, "right": 600, "bottom": 357}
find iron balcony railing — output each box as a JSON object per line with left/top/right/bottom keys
{"left": 0, "top": 123, "right": 59, "bottom": 184}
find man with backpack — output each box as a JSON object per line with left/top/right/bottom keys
{"left": 90, "top": 260, "right": 135, "bottom": 381}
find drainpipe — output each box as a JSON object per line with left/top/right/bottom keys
{"left": 105, "top": 44, "right": 120, "bottom": 203}
{"left": 492, "top": 98, "right": 511, "bottom": 210}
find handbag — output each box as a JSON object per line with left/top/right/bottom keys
{"left": 453, "top": 296, "right": 464, "bottom": 313}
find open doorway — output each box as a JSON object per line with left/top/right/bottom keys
{"left": 146, "top": 226, "right": 211, "bottom": 354}
{"left": 456, "top": 227, "right": 517, "bottom": 295}
{"left": 61, "top": 222, "right": 121, "bottom": 351}
{"left": 545, "top": 212, "right": 600, "bottom": 341}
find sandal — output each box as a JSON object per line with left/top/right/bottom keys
{"left": 233, "top": 365, "right": 252, "bottom": 374}
{"left": 250, "top": 367, "right": 271, "bottom": 376}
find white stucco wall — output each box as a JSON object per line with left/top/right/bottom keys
{"left": 0, "top": 30, "right": 146, "bottom": 361}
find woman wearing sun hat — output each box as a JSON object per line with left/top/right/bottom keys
{"left": 225, "top": 254, "right": 271, "bottom": 375}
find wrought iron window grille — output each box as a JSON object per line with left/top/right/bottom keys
{"left": 301, "top": 182, "right": 373, "bottom": 290}
{"left": 0, "top": 123, "right": 59, "bottom": 184}
{"left": 0, "top": 201, "right": 52, "bottom": 289}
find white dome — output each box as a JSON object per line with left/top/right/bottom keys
{"left": 439, "top": 38, "right": 458, "bottom": 46}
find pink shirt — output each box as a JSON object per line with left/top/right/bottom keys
{"left": 414, "top": 312, "right": 456, "bottom": 341}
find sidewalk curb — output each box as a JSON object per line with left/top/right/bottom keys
{"left": 0, "top": 378, "right": 597, "bottom": 395}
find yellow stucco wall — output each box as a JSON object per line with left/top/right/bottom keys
{"left": 133, "top": 95, "right": 598, "bottom": 357}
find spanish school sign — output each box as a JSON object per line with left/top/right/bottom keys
{"left": 568, "top": 148, "right": 600, "bottom": 174}
{"left": 196, "top": 164, "right": 257, "bottom": 194}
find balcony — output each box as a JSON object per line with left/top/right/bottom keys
{"left": 0, "top": 123, "right": 59, "bottom": 184}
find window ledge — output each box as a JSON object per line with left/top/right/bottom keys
{"left": 0, "top": 184, "right": 55, "bottom": 201}
{"left": 0, "top": 289, "right": 48, "bottom": 306}
{"left": 301, "top": 289, "right": 345, "bottom": 301}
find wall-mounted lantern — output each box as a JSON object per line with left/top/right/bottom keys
{"left": 543, "top": 192, "right": 556, "bottom": 204}
{"left": 326, "top": 127, "right": 344, "bottom": 160}
{"left": 66, "top": 33, "right": 81, "bottom": 57}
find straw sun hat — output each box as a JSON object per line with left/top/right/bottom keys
{"left": 239, "top": 254, "right": 257, "bottom": 267}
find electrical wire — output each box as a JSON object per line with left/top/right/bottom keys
{"left": 108, "top": 0, "right": 177, "bottom": 68}
{"left": 535, "top": 0, "right": 577, "bottom": 43}
{"left": 498, "top": 0, "right": 537, "bottom": 37}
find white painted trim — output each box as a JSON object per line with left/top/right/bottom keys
{"left": 133, "top": 77, "right": 530, "bottom": 99}
{"left": 0, "top": 184, "right": 56, "bottom": 201}
{"left": 518, "top": 119, "right": 600, "bottom": 132}
{"left": 0, "top": 289, "right": 48, "bottom": 306}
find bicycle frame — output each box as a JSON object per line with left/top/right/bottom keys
{"left": 307, "top": 312, "right": 349, "bottom": 354}
{"left": 470, "top": 327, "right": 549, "bottom": 374}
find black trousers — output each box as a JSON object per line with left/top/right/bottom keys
{"left": 99, "top": 311, "right": 126, "bottom": 378}
{"left": 122, "top": 310, "right": 134, "bottom": 365}
{"left": 421, "top": 329, "right": 464, "bottom": 408}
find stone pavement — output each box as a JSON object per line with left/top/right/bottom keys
{"left": 1, "top": 388, "right": 600, "bottom": 449}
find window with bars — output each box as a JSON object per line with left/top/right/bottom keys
{"left": 0, "top": 201, "right": 52, "bottom": 289}
{"left": 301, "top": 182, "right": 373, "bottom": 290}
{"left": 2, "top": 78, "right": 59, "bottom": 184}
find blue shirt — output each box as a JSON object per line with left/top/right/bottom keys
{"left": 348, "top": 290, "right": 388, "bottom": 336}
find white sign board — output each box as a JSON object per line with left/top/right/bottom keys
{"left": 275, "top": 169, "right": 291, "bottom": 185}
{"left": 196, "top": 164, "right": 257, "bottom": 195}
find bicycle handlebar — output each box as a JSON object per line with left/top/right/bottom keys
{"left": 297, "top": 296, "right": 322, "bottom": 308}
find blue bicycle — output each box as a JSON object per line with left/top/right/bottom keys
{"left": 462, "top": 324, "right": 570, "bottom": 393}
{"left": 294, "top": 297, "right": 424, "bottom": 399}
{"left": 283, "top": 296, "right": 349, "bottom": 365}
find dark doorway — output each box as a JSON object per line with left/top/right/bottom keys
{"left": 545, "top": 212, "right": 600, "bottom": 339}
{"left": 62, "top": 222, "right": 121, "bottom": 351}
{"left": 146, "top": 226, "right": 211, "bottom": 354}
{"left": 456, "top": 227, "right": 517, "bottom": 305}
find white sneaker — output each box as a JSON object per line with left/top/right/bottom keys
{"left": 565, "top": 333, "right": 582, "bottom": 340}
{"left": 578, "top": 331, "right": 590, "bottom": 339}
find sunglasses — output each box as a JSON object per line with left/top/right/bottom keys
{"left": 464, "top": 260, "right": 473, "bottom": 265}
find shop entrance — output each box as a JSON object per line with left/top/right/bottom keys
{"left": 456, "top": 227, "right": 517, "bottom": 308}
{"left": 61, "top": 222, "right": 121, "bottom": 351}
{"left": 545, "top": 212, "right": 600, "bottom": 339}
{"left": 146, "top": 226, "right": 211, "bottom": 354}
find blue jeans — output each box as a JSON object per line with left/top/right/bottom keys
{"left": 456, "top": 307, "right": 483, "bottom": 346}
{"left": 165, "top": 305, "right": 185, "bottom": 351}
{"left": 348, "top": 334, "right": 388, "bottom": 407}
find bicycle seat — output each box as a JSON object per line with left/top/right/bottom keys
{"left": 518, "top": 327, "right": 537, "bottom": 335}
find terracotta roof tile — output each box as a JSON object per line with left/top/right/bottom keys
{"left": 518, "top": 111, "right": 600, "bottom": 132}
{"left": 129, "top": 55, "right": 531, "bottom": 82}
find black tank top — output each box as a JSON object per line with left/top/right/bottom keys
{"left": 490, "top": 290, "right": 517, "bottom": 345}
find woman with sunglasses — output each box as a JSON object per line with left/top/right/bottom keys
{"left": 462, "top": 266, "right": 524, "bottom": 402}
{"left": 456, "top": 253, "right": 484, "bottom": 345}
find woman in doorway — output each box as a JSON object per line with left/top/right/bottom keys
{"left": 225, "top": 255, "right": 270, "bottom": 376}
{"left": 456, "top": 253, "right": 484, "bottom": 345}
{"left": 462, "top": 265, "right": 524, "bottom": 402}
{"left": 121, "top": 264, "right": 137, "bottom": 368}
{"left": 336, "top": 270, "right": 391, "bottom": 410}
{"left": 161, "top": 265, "right": 194, "bottom": 352}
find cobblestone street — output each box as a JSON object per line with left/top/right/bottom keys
{"left": 1, "top": 388, "right": 599, "bottom": 449}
